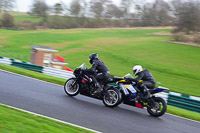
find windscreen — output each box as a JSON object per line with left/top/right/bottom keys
{"left": 77, "top": 63, "right": 88, "bottom": 69}
{"left": 124, "top": 73, "right": 133, "bottom": 78}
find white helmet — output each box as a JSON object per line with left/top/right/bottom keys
{"left": 133, "top": 65, "right": 143, "bottom": 76}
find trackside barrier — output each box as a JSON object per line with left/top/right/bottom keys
{"left": 43, "top": 66, "right": 74, "bottom": 79}
{"left": 0, "top": 56, "right": 74, "bottom": 79}
{"left": 12, "top": 61, "right": 43, "bottom": 73}
{"left": 0, "top": 56, "right": 200, "bottom": 113}
{"left": 0, "top": 57, "right": 12, "bottom": 65}
{"left": 155, "top": 92, "right": 169, "bottom": 103}
{"left": 167, "top": 92, "right": 200, "bottom": 113}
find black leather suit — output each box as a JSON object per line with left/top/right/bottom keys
{"left": 133, "top": 69, "right": 156, "bottom": 89}
{"left": 86, "top": 59, "right": 110, "bottom": 86}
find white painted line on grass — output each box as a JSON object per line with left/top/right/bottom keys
{"left": 0, "top": 103, "right": 102, "bottom": 133}
{"left": 0, "top": 69, "right": 199, "bottom": 124}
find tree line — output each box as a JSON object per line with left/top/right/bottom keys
{"left": 0, "top": 0, "right": 200, "bottom": 34}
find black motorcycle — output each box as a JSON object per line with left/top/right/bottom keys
{"left": 64, "top": 63, "right": 122, "bottom": 107}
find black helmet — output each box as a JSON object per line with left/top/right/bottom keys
{"left": 89, "top": 53, "right": 98, "bottom": 64}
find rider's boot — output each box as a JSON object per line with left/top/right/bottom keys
{"left": 93, "top": 87, "right": 103, "bottom": 94}
{"left": 92, "top": 82, "right": 103, "bottom": 95}
{"left": 142, "top": 86, "right": 150, "bottom": 100}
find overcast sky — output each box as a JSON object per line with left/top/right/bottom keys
{"left": 14, "top": 0, "right": 121, "bottom": 12}
{"left": 14, "top": 0, "right": 156, "bottom": 12}
{"left": 15, "top": 0, "right": 69, "bottom": 12}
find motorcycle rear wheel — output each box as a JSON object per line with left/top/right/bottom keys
{"left": 147, "top": 97, "right": 167, "bottom": 117}
{"left": 64, "top": 78, "right": 80, "bottom": 96}
{"left": 102, "top": 87, "right": 122, "bottom": 108}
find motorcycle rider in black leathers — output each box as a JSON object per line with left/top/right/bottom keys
{"left": 127, "top": 65, "right": 156, "bottom": 99}
{"left": 85, "top": 53, "right": 110, "bottom": 94}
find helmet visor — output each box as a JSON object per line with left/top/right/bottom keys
{"left": 133, "top": 70, "right": 137, "bottom": 75}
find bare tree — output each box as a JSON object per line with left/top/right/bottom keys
{"left": 0, "top": 0, "right": 2, "bottom": 13}
{"left": 90, "top": 0, "right": 104, "bottom": 19}
{"left": 30, "top": 0, "right": 49, "bottom": 21}
{"left": 0, "top": 0, "right": 15, "bottom": 13}
{"left": 90, "top": 0, "right": 112, "bottom": 19}
{"left": 70, "top": 0, "right": 81, "bottom": 17}
{"left": 53, "top": 3, "right": 63, "bottom": 16}
{"left": 170, "top": 0, "right": 182, "bottom": 19}
{"left": 78, "top": 0, "right": 89, "bottom": 26}
{"left": 104, "top": 3, "right": 123, "bottom": 19}
{"left": 80, "top": 0, "right": 88, "bottom": 17}
{"left": 140, "top": 0, "right": 173, "bottom": 26}
{"left": 120, "top": 0, "right": 134, "bottom": 19}
{"left": 153, "top": 0, "right": 172, "bottom": 25}
{"left": 174, "top": 0, "right": 200, "bottom": 32}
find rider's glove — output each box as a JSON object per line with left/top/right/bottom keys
{"left": 125, "top": 77, "right": 133, "bottom": 83}
{"left": 125, "top": 77, "right": 138, "bottom": 83}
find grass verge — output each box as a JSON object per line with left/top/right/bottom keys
{"left": 0, "top": 104, "right": 94, "bottom": 133}
{"left": 0, "top": 64, "right": 199, "bottom": 122}
{"left": 0, "top": 64, "right": 66, "bottom": 85}
{"left": 167, "top": 105, "right": 200, "bottom": 122}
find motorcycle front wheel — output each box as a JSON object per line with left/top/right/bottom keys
{"left": 102, "top": 87, "right": 122, "bottom": 108}
{"left": 147, "top": 97, "right": 167, "bottom": 117}
{"left": 64, "top": 78, "right": 80, "bottom": 96}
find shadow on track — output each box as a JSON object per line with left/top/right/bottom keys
{"left": 62, "top": 94, "right": 164, "bottom": 122}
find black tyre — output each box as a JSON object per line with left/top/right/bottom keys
{"left": 147, "top": 97, "right": 167, "bottom": 117}
{"left": 64, "top": 78, "right": 80, "bottom": 96}
{"left": 102, "top": 87, "right": 122, "bottom": 108}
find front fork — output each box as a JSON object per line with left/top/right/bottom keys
{"left": 71, "top": 79, "right": 78, "bottom": 89}
{"left": 146, "top": 96, "right": 156, "bottom": 108}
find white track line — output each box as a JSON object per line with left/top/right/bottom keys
{"left": 0, "top": 69, "right": 64, "bottom": 87}
{"left": 166, "top": 112, "right": 200, "bottom": 123}
{"left": 0, "top": 69, "right": 199, "bottom": 124}
{"left": 0, "top": 103, "right": 102, "bottom": 133}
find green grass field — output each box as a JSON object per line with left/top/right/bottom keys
{"left": 0, "top": 11, "right": 42, "bottom": 22}
{"left": 0, "top": 28, "right": 200, "bottom": 97}
{"left": 0, "top": 104, "right": 94, "bottom": 133}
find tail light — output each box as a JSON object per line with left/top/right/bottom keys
{"left": 82, "top": 79, "right": 86, "bottom": 83}
{"left": 135, "top": 103, "right": 143, "bottom": 108}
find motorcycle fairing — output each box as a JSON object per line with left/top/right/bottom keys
{"left": 120, "top": 84, "right": 137, "bottom": 95}
{"left": 150, "top": 86, "right": 169, "bottom": 94}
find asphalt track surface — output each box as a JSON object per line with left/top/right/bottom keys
{"left": 0, "top": 69, "right": 199, "bottom": 133}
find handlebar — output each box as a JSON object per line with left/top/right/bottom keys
{"left": 112, "top": 76, "right": 124, "bottom": 81}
